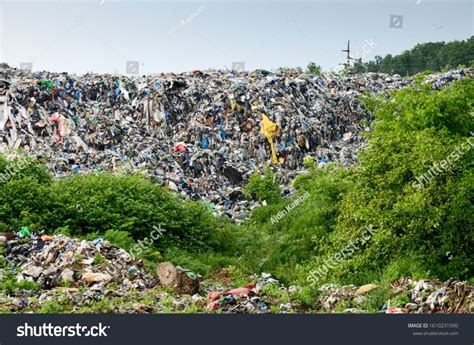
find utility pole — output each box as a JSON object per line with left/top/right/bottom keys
{"left": 339, "top": 40, "right": 361, "bottom": 73}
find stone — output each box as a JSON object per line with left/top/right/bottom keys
{"left": 60, "top": 269, "right": 75, "bottom": 283}
{"left": 23, "top": 266, "right": 43, "bottom": 279}
{"left": 156, "top": 262, "right": 199, "bottom": 295}
{"left": 81, "top": 272, "right": 113, "bottom": 284}
{"left": 354, "top": 284, "right": 378, "bottom": 296}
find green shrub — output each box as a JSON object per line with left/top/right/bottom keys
{"left": 0, "top": 159, "right": 225, "bottom": 254}
{"left": 243, "top": 166, "right": 282, "bottom": 203}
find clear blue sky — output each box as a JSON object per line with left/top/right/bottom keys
{"left": 0, "top": 0, "right": 472, "bottom": 74}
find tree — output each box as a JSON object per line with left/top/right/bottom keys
{"left": 306, "top": 62, "right": 322, "bottom": 76}
{"left": 359, "top": 36, "right": 474, "bottom": 75}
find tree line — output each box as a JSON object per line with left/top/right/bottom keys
{"left": 352, "top": 36, "right": 474, "bottom": 76}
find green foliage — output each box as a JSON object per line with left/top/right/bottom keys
{"left": 92, "top": 254, "right": 105, "bottom": 266}
{"left": 355, "top": 36, "right": 474, "bottom": 75}
{"left": 103, "top": 230, "right": 135, "bottom": 251}
{"left": 0, "top": 160, "right": 225, "bottom": 254}
{"left": 38, "top": 300, "right": 71, "bottom": 314}
{"left": 0, "top": 154, "right": 53, "bottom": 230}
{"left": 0, "top": 255, "right": 6, "bottom": 268}
{"left": 243, "top": 166, "right": 282, "bottom": 203}
{"left": 329, "top": 78, "right": 474, "bottom": 284}
{"left": 303, "top": 156, "right": 316, "bottom": 169}
{"left": 306, "top": 62, "right": 322, "bottom": 76}
{"left": 0, "top": 273, "right": 40, "bottom": 294}
{"left": 235, "top": 164, "right": 353, "bottom": 283}
{"left": 163, "top": 247, "right": 241, "bottom": 276}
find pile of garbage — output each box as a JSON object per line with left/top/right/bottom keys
{"left": 1, "top": 65, "right": 470, "bottom": 218}
{"left": 387, "top": 277, "right": 473, "bottom": 314}
{"left": 0, "top": 231, "right": 290, "bottom": 313}
{"left": 204, "top": 272, "right": 284, "bottom": 313}
{"left": 1, "top": 231, "right": 156, "bottom": 292}
{"left": 316, "top": 278, "right": 473, "bottom": 314}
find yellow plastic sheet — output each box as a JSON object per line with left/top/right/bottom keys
{"left": 260, "top": 114, "right": 279, "bottom": 164}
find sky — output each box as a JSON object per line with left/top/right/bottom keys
{"left": 0, "top": 0, "right": 472, "bottom": 74}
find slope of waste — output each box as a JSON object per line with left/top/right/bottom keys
{"left": 0, "top": 233, "right": 472, "bottom": 314}
{"left": 1, "top": 65, "right": 471, "bottom": 219}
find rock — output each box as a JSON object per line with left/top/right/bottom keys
{"left": 60, "top": 269, "right": 75, "bottom": 283}
{"left": 0, "top": 235, "right": 7, "bottom": 246}
{"left": 354, "top": 284, "right": 378, "bottom": 296}
{"left": 81, "top": 272, "right": 112, "bottom": 284}
{"left": 156, "top": 262, "right": 199, "bottom": 295}
{"left": 23, "top": 266, "right": 43, "bottom": 279}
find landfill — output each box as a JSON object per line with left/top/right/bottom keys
{"left": 1, "top": 64, "right": 471, "bottom": 219}
{"left": 1, "top": 232, "right": 472, "bottom": 313}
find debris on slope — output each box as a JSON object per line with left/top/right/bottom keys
{"left": 2, "top": 233, "right": 157, "bottom": 292}
{"left": 1, "top": 65, "right": 469, "bottom": 218}
{"left": 316, "top": 277, "right": 473, "bottom": 314}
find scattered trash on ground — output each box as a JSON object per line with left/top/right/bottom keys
{"left": 317, "top": 277, "right": 473, "bottom": 314}
{"left": 0, "top": 232, "right": 472, "bottom": 314}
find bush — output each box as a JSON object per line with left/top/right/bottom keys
{"left": 235, "top": 163, "right": 353, "bottom": 283}
{"left": 302, "top": 79, "right": 474, "bottom": 286}
{"left": 0, "top": 160, "right": 224, "bottom": 253}
{"left": 0, "top": 154, "right": 53, "bottom": 230}
{"left": 243, "top": 166, "right": 281, "bottom": 203}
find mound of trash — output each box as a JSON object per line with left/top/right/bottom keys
{"left": 0, "top": 231, "right": 290, "bottom": 313}
{"left": 1, "top": 65, "right": 471, "bottom": 218}
{"left": 317, "top": 278, "right": 474, "bottom": 314}
{"left": 2, "top": 232, "right": 156, "bottom": 292}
